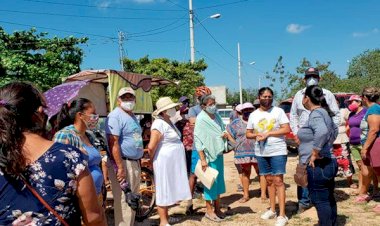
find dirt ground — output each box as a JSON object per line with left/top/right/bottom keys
{"left": 107, "top": 151, "right": 380, "bottom": 226}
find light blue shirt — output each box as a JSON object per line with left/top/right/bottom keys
{"left": 290, "top": 87, "right": 340, "bottom": 134}
{"left": 106, "top": 107, "right": 143, "bottom": 159}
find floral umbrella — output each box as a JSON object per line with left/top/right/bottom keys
{"left": 43, "top": 80, "right": 89, "bottom": 118}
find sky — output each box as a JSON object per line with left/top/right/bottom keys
{"left": 1, "top": 0, "right": 379, "bottom": 93}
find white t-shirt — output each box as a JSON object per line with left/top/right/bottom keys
{"left": 247, "top": 106, "right": 289, "bottom": 157}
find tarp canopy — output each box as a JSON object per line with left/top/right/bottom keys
{"left": 62, "top": 69, "right": 174, "bottom": 114}
{"left": 65, "top": 69, "right": 174, "bottom": 92}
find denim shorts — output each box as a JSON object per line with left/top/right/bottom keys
{"left": 256, "top": 155, "right": 287, "bottom": 175}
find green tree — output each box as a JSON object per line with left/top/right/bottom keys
{"left": 0, "top": 27, "right": 88, "bottom": 90}
{"left": 122, "top": 56, "right": 207, "bottom": 103}
{"left": 347, "top": 49, "right": 380, "bottom": 79}
{"left": 226, "top": 88, "right": 258, "bottom": 105}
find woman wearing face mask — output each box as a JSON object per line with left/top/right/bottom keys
{"left": 148, "top": 97, "right": 191, "bottom": 226}
{"left": 0, "top": 82, "right": 106, "bottom": 226}
{"left": 227, "top": 102, "right": 267, "bottom": 203}
{"left": 54, "top": 98, "right": 104, "bottom": 202}
{"left": 298, "top": 85, "right": 338, "bottom": 226}
{"left": 194, "top": 94, "right": 232, "bottom": 222}
{"left": 246, "top": 87, "right": 291, "bottom": 226}
{"left": 347, "top": 95, "right": 374, "bottom": 199}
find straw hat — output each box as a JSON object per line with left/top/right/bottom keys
{"left": 153, "top": 97, "right": 180, "bottom": 116}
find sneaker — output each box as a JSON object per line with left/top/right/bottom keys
{"left": 260, "top": 209, "right": 277, "bottom": 220}
{"left": 275, "top": 216, "right": 288, "bottom": 226}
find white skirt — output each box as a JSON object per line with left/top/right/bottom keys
{"left": 153, "top": 143, "right": 191, "bottom": 206}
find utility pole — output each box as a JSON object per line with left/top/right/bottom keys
{"left": 238, "top": 42, "right": 243, "bottom": 104}
{"left": 118, "top": 31, "right": 125, "bottom": 70}
{"left": 189, "top": 0, "right": 195, "bottom": 63}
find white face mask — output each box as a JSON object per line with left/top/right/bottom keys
{"left": 121, "top": 101, "right": 135, "bottom": 111}
{"left": 205, "top": 105, "right": 217, "bottom": 114}
{"left": 166, "top": 108, "right": 177, "bottom": 117}
{"left": 306, "top": 77, "right": 319, "bottom": 87}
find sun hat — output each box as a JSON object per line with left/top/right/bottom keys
{"left": 153, "top": 97, "right": 180, "bottom": 116}
{"left": 235, "top": 104, "right": 243, "bottom": 112}
{"left": 242, "top": 102, "right": 254, "bottom": 110}
{"left": 346, "top": 95, "right": 362, "bottom": 103}
{"left": 118, "top": 87, "right": 135, "bottom": 97}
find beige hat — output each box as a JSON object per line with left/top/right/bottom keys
{"left": 118, "top": 87, "right": 135, "bottom": 97}
{"left": 153, "top": 97, "right": 180, "bottom": 116}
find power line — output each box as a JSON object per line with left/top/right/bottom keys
{"left": 196, "top": 0, "right": 249, "bottom": 10}
{"left": 195, "top": 16, "right": 237, "bottom": 61}
{"left": 128, "top": 38, "right": 188, "bottom": 43}
{"left": 166, "top": 0, "right": 188, "bottom": 10}
{"left": 128, "top": 21, "right": 188, "bottom": 38}
{"left": 196, "top": 50, "right": 236, "bottom": 76}
{"left": 0, "top": 9, "right": 187, "bottom": 21}
{"left": 0, "top": 20, "right": 117, "bottom": 40}
{"left": 18, "top": 0, "right": 186, "bottom": 12}
{"left": 127, "top": 14, "right": 188, "bottom": 36}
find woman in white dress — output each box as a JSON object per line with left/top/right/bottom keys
{"left": 148, "top": 97, "right": 192, "bottom": 226}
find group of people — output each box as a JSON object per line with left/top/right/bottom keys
{"left": 0, "top": 67, "right": 378, "bottom": 226}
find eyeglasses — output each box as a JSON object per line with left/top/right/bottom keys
{"left": 81, "top": 113, "right": 99, "bottom": 121}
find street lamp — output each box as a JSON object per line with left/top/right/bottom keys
{"left": 249, "top": 61, "right": 262, "bottom": 89}
{"left": 189, "top": 0, "right": 220, "bottom": 63}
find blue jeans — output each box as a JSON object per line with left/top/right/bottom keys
{"left": 307, "top": 158, "right": 338, "bottom": 226}
{"left": 297, "top": 186, "right": 311, "bottom": 208}
{"left": 255, "top": 155, "right": 287, "bottom": 175}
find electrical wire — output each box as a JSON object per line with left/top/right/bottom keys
{"left": 0, "top": 20, "right": 117, "bottom": 40}
{"left": 195, "top": 16, "right": 237, "bottom": 61}
{"left": 0, "top": 9, "right": 187, "bottom": 21}
{"left": 128, "top": 21, "right": 188, "bottom": 38}
{"left": 166, "top": 0, "right": 188, "bottom": 11}
{"left": 196, "top": 50, "right": 236, "bottom": 76}
{"left": 196, "top": 0, "right": 249, "bottom": 10}
{"left": 17, "top": 0, "right": 186, "bottom": 12}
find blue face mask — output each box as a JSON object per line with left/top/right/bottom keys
{"left": 205, "top": 105, "right": 217, "bottom": 114}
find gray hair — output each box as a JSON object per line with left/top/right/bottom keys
{"left": 200, "top": 94, "right": 216, "bottom": 105}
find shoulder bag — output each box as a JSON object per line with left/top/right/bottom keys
{"left": 21, "top": 177, "right": 69, "bottom": 226}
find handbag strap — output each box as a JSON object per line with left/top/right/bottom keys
{"left": 21, "top": 177, "right": 69, "bottom": 226}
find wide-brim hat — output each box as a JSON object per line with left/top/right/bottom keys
{"left": 153, "top": 97, "right": 180, "bottom": 116}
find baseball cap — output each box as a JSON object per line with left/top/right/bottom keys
{"left": 118, "top": 87, "right": 135, "bottom": 97}
{"left": 346, "top": 95, "right": 362, "bottom": 103}
{"left": 305, "top": 67, "right": 320, "bottom": 77}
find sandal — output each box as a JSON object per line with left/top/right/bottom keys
{"left": 354, "top": 194, "right": 371, "bottom": 203}
{"left": 204, "top": 213, "right": 223, "bottom": 222}
{"left": 239, "top": 197, "right": 250, "bottom": 203}
{"left": 373, "top": 204, "right": 380, "bottom": 214}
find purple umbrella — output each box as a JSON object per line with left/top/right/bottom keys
{"left": 43, "top": 80, "right": 89, "bottom": 118}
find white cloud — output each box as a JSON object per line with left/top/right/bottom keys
{"left": 352, "top": 28, "right": 379, "bottom": 38}
{"left": 286, "top": 23, "right": 311, "bottom": 34}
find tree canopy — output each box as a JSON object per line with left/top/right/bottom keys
{"left": 122, "top": 56, "right": 207, "bottom": 103}
{"left": 0, "top": 27, "right": 88, "bottom": 91}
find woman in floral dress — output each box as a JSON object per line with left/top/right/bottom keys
{"left": 0, "top": 82, "right": 106, "bottom": 226}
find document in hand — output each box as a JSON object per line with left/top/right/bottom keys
{"left": 194, "top": 160, "right": 219, "bottom": 190}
